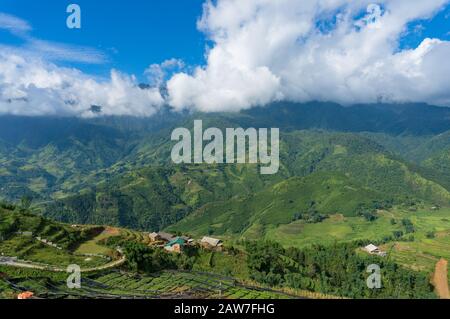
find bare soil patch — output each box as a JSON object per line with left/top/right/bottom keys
{"left": 433, "top": 259, "right": 450, "bottom": 299}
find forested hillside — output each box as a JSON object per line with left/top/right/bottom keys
{"left": 1, "top": 102, "right": 449, "bottom": 233}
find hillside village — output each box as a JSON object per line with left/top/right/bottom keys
{"left": 149, "top": 231, "right": 223, "bottom": 253}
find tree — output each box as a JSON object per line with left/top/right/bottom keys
{"left": 20, "top": 196, "right": 33, "bottom": 211}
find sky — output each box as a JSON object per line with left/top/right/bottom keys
{"left": 0, "top": 0, "right": 450, "bottom": 117}
{"left": 0, "top": 0, "right": 206, "bottom": 78}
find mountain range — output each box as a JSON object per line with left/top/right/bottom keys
{"left": 1, "top": 102, "right": 449, "bottom": 236}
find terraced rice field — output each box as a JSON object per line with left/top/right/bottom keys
{"left": 10, "top": 270, "right": 294, "bottom": 299}
{"left": 88, "top": 271, "right": 293, "bottom": 299}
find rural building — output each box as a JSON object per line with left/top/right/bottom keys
{"left": 201, "top": 236, "right": 223, "bottom": 248}
{"left": 164, "top": 237, "right": 186, "bottom": 253}
{"left": 17, "top": 291, "right": 34, "bottom": 299}
{"left": 158, "top": 232, "right": 175, "bottom": 242}
{"left": 149, "top": 232, "right": 161, "bottom": 242}
{"left": 149, "top": 232, "right": 174, "bottom": 243}
{"left": 364, "top": 244, "right": 386, "bottom": 257}
{"left": 180, "top": 236, "right": 194, "bottom": 244}
{"left": 364, "top": 244, "right": 380, "bottom": 254}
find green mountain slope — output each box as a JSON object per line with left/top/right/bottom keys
{"left": 167, "top": 172, "right": 387, "bottom": 235}
{"left": 43, "top": 130, "right": 450, "bottom": 233}
{"left": 42, "top": 163, "right": 287, "bottom": 231}
{"left": 1, "top": 103, "right": 450, "bottom": 234}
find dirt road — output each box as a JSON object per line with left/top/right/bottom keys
{"left": 433, "top": 258, "right": 450, "bottom": 299}
{"left": 0, "top": 255, "right": 126, "bottom": 273}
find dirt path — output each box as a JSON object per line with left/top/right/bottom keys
{"left": 0, "top": 255, "right": 126, "bottom": 273}
{"left": 81, "top": 256, "right": 126, "bottom": 273}
{"left": 433, "top": 259, "right": 450, "bottom": 299}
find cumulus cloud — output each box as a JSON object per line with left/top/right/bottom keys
{"left": 145, "top": 58, "right": 185, "bottom": 87}
{"left": 0, "top": 13, "right": 163, "bottom": 117}
{"left": 2, "top": 2, "right": 450, "bottom": 117}
{"left": 167, "top": 0, "right": 450, "bottom": 111}
{"left": 0, "top": 53, "right": 164, "bottom": 117}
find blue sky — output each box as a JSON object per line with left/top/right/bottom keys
{"left": 399, "top": 5, "right": 450, "bottom": 49}
{"left": 0, "top": 0, "right": 206, "bottom": 79}
{"left": 1, "top": 0, "right": 449, "bottom": 80}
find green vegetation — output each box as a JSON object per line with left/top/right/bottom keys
{"left": 0, "top": 266, "right": 292, "bottom": 299}
{"left": 244, "top": 240, "right": 434, "bottom": 299}
{"left": 0, "top": 206, "right": 444, "bottom": 299}
{"left": 1, "top": 104, "right": 449, "bottom": 234}
{"left": 1, "top": 103, "right": 450, "bottom": 299}
{"left": 0, "top": 206, "right": 113, "bottom": 269}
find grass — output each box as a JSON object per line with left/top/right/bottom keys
{"left": 263, "top": 206, "right": 450, "bottom": 285}
{"left": 193, "top": 250, "right": 250, "bottom": 280}
{"left": 0, "top": 208, "right": 114, "bottom": 269}
{"left": 380, "top": 208, "right": 450, "bottom": 273}
{"left": 0, "top": 236, "right": 106, "bottom": 268}
{"left": 2, "top": 269, "right": 294, "bottom": 299}
{"left": 264, "top": 212, "right": 401, "bottom": 247}
{"left": 75, "top": 229, "right": 117, "bottom": 256}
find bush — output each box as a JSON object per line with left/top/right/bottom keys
{"left": 426, "top": 231, "right": 435, "bottom": 239}
{"left": 401, "top": 219, "right": 415, "bottom": 234}
{"left": 393, "top": 231, "right": 404, "bottom": 239}
{"left": 360, "top": 210, "right": 378, "bottom": 222}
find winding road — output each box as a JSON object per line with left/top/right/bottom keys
{"left": 433, "top": 258, "right": 450, "bottom": 299}
{"left": 0, "top": 255, "right": 126, "bottom": 273}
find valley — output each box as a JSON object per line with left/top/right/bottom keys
{"left": 1, "top": 102, "right": 450, "bottom": 299}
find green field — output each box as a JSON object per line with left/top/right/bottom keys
{"left": 263, "top": 207, "right": 450, "bottom": 277}
{"left": 1, "top": 268, "right": 294, "bottom": 299}
{"left": 74, "top": 229, "right": 118, "bottom": 256}
{"left": 0, "top": 207, "right": 113, "bottom": 269}
{"left": 3, "top": 238, "right": 107, "bottom": 268}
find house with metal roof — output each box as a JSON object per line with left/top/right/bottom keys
{"left": 201, "top": 236, "right": 223, "bottom": 247}
{"left": 164, "top": 237, "right": 186, "bottom": 253}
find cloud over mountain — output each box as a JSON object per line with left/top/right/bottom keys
{"left": 0, "top": 53, "right": 164, "bottom": 117}
{"left": 0, "top": 12, "right": 163, "bottom": 117}
{"left": 1, "top": 1, "right": 450, "bottom": 117}
{"left": 167, "top": 0, "right": 450, "bottom": 112}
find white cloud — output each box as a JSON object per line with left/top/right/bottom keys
{"left": 0, "top": 12, "right": 31, "bottom": 34}
{"left": 24, "top": 39, "right": 108, "bottom": 64}
{"left": 167, "top": 0, "right": 450, "bottom": 111}
{"left": 0, "top": 13, "right": 159, "bottom": 117}
{"left": 2, "top": 3, "right": 450, "bottom": 117}
{"left": 0, "top": 53, "right": 164, "bottom": 117}
{"left": 145, "top": 58, "right": 185, "bottom": 87}
{"left": 0, "top": 12, "right": 107, "bottom": 64}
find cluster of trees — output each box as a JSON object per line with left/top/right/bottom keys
{"left": 0, "top": 201, "right": 16, "bottom": 211}
{"left": 359, "top": 210, "right": 378, "bottom": 222}
{"left": 356, "top": 200, "right": 395, "bottom": 222}
{"left": 292, "top": 211, "right": 327, "bottom": 224}
{"left": 292, "top": 201, "right": 327, "bottom": 224}
{"left": 381, "top": 218, "right": 416, "bottom": 243}
{"left": 401, "top": 218, "right": 415, "bottom": 234}
{"left": 244, "top": 240, "right": 434, "bottom": 299}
